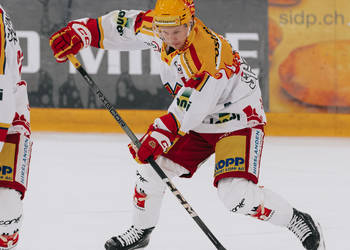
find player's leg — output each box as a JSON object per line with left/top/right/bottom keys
{"left": 0, "top": 132, "right": 32, "bottom": 250}
{"left": 105, "top": 131, "right": 213, "bottom": 250}
{"left": 214, "top": 127, "right": 325, "bottom": 250}
{"left": 0, "top": 61, "right": 31, "bottom": 250}
{"left": 104, "top": 156, "right": 189, "bottom": 250}
{"left": 0, "top": 188, "right": 22, "bottom": 250}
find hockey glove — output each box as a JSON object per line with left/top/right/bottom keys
{"left": 49, "top": 21, "right": 91, "bottom": 63}
{"left": 129, "top": 113, "right": 179, "bottom": 164}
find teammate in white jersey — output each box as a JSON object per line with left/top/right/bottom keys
{"left": 49, "top": 0, "right": 325, "bottom": 249}
{"left": 0, "top": 5, "right": 33, "bottom": 250}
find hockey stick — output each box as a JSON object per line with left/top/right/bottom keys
{"left": 67, "top": 54, "right": 227, "bottom": 250}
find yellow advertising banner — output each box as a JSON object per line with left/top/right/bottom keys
{"left": 269, "top": 0, "right": 350, "bottom": 113}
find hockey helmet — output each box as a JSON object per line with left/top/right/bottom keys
{"left": 153, "top": 0, "right": 195, "bottom": 27}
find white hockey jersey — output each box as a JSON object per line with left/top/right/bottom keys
{"left": 82, "top": 9, "right": 266, "bottom": 135}
{"left": 0, "top": 5, "right": 30, "bottom": 152}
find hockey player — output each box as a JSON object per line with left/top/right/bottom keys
{"left": 0, "top": 4, "right": 33, "bottom": 250}
{"left": 49, "top": 0, "right": 326, "bottom": 249}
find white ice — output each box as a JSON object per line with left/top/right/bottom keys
{"left": 16, "top": 132, "right": 350, "bottom": 250}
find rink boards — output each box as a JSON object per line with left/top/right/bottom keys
{"left": 31, "top": 108, "right": 350, "bottom": 137}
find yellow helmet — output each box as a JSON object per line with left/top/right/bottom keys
{"left": 153, "top": 0, "right": 195, "bottom": 27}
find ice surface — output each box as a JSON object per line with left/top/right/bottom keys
{"left": 17, "top": 132, "right": 350, "bottom": 250}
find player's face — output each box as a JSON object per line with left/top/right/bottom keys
{"left": 158, "top": 24, "right": 189, "bottom": 50}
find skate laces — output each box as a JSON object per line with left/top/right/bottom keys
{"left": 287, "top": 213, "right": 312, "bottom": 242}
{"left": 117, "top": 226, "right": 144, "bottom": 246}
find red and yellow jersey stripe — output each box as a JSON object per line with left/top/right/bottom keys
{"left": 177, "top": 18, "right": 241, "bottom": 91}
{"left": 0, "top": 8, "right": 6, "bottom": 75}
{"left": 86, "top": 17, "right": 105, "bottom": 49}
{"left": 97, "top": 16, "right": 104, "bottom": 49}
{"left": 0, "top": 123, "right": 10, "bottom": 142}
{"left": 134, "top": 10, "right": 154, "bottom": 37}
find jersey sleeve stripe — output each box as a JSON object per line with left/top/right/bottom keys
{"left": 0, "top": 10, "right": 6, "bottom": 75}
{"left": 169, "top": 112, "right": 184, "bottom": 136}
{"left": 195, "top": 74, "right": 210, "bottom": 91}
{"left": 86, "top": 18, "right": 104, "bottom": 49}
{"left": 97, "top": 16, "right": 104, "bottom": 49}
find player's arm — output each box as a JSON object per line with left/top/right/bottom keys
{"left": 129, "top": 75, "right": 227, "bottom": 164}
{"left": 129, "top": 112, "right": 180, "bottom": 164}
{"left": 0, "top": 12, "right": 15, "bottom": 152}
{"left": 49, "top": 9, "right": 150, "bottom": 63}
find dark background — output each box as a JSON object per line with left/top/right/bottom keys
{"left": 2, "top": 0, "right": 268, "bottom": 110}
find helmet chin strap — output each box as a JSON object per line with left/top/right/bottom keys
{"left": 187, "top": 18, "right": 194, "bottom": 36}
{"left": 181, "top": 18, "right": 194, "bottom": 50}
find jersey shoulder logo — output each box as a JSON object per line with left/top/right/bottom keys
{"left": 113, "top": 10, "right": 130, "bottom": 36}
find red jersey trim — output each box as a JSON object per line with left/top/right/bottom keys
{"left": 0, "top": 126, "right": 9, "bottom": 142}
{"left": 189, "top": 44, "right": 201, "bottom": 71}
{"left": 134, "top": 10, "right": 153, "bottom": 35}
{"left": 86, "top": 18, "right": 104, "bottom": 49}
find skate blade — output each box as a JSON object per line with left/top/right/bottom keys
{"left": 316, "top": 222, "right": 326, "bottom": 250}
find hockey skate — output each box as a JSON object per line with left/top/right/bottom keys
{"left": 287, "top": 208, "right": 326, "bottom": 250}
{"left": 104, "top": 225, "right": 155, "bottom": 250}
